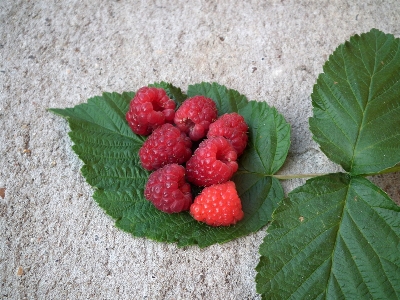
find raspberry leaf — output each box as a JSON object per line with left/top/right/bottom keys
{"left": 239, "top": 101, "right": 291, "bottom": 175}
{"left": 256, "top": 29, "right": 400, "bottom": 299}
{"left": 49, "top": 92, "right": 148, "bottom": 191}
{"left": 310, "top": 29, "right": 400, "bottom": 175}
{"left": 256, "top": 173, "right": 400, "bottom": 299}
{"left": 50, "top": 91, "right": 137, "bottom": 140}
{"left": 49, "top": 83, "right": 290, "bottom": 247}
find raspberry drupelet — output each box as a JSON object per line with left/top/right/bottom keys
{"left": 139, "top": 123, "right": 192, "bottom": 171}
{"left": 145, "top": 164, "right": 192, "bottom": 213}
{"left": 174, "top": 95, "right": 218, "bottom": 141}
{"left": 126, "top": 86, "right": 176, "bottom": 135}
{"left": 190, "top": 181, "right": 244, "bottom": 226}
{"left": 207, "top": 112, "right": 249, "bottom": 156}
{"left": 186, "top": 136, "right": 238, "bottom": 186}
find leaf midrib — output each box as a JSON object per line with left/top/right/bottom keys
{"left": 258, "top": 185, "right": 348, "bottom": 283}
{"left": 324, "top": 179, "right": 350, "bottom": 297}
{"left": 348, "top": 37, "right": 380, "bottom": 173}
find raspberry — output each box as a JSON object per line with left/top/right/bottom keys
{"left": 190, "top": 181, "right": 244, "bottom": 226}
{"left": 186, "top": 136, "right": 238, "bottom": 186}
{"left": 174, "top": 96, "right": 218, "bottom": 141}
{"left": 126, "top": 86, "right": 176, "bottom": 135}
{"left": 139, "top": 123, "right": 192, "bottom": 171}
{"left": 145, "top": 164, "right": 192, "bottom": 213}
{"left": 207, "top": 113, "right": 249, "bottom": 156}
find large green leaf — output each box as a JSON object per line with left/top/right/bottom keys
{"left": 239, "top": 101, "right": 291, "bottom": 175}
{"left": 49, "top": 82, "right": 291, "bottom": 247}
{"left": 310, "top": 29, "right": 400, "bottom": 175}
{"left": 256, "top": 173, "right": 400, "bottom": 299}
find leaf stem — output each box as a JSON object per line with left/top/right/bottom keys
{"left": 272, "top": 173, "right": 329, "bottom": 180}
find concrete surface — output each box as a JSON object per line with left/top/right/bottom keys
{"left": 1, "top": 0, "right": 399, "bottom": 299}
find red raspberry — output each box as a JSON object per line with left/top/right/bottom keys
{"left": 145, "top": 164, "right": 192, "bottom": 213}
{"left": 190, "top": 181, "right": 244, "bottom": 226}
{"left": 139, "top": 123, "right": 192, "bottom": 171}
{"left": 186, "top": 136, "right": 238, "bottom": 186}
{"left": 207, "top": 113, "right": 249, "bottom": 156}
{"left": 174, "top": 96, "right": 218, "bottom": 141}
{"left": 126, "top": 86, "right": 176, "bottom": 135}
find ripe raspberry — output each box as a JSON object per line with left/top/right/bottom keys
{"left": 145, "top": 164, "right": 192, "bottom": 213}
{"left": 207, "top": 113, "right": 249, "bottom": 156}
{"left": 126, "top": 86, "right": 176, "bottom": 135}
{"left": 139, "top": 123, "right": 192, "bottom": 171}
{"left": 174, "top": 96, "right": 218, "bottom": 141}
{"left": 186, "top": 136, "right": 238, "bottom": 186}
{"left": 190, "top": 181, "right": 244, "bottom": 226}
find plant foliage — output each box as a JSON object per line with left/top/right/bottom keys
{"left": 49, "top": 82, "right": 291, "bottom": 248}
{"left": 256, "top": 28, "right": 400, "bottom": 299}
{"left": 49, "top": 28, "right": 400, "bottom": 299}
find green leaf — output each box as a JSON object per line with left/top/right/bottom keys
{"left": 256, "top": 173, "right": 400, "bottom": 299}
{"left": 49, "top": 83, "right": 291, "bottom": 247}
{"left": 239, "top": 101, "right": 291, "bottom": 175}
{"left": 50, "top": 91, "right": 137, "bottom": 140}
{"left": 310, "top": 28, "right": 400, "bottom": 175}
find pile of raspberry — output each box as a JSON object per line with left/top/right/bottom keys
{"left": 126, "top": 86, "right": 249, "bottom": 227}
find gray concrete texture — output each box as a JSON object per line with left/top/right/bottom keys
{"left": 1, "top": 0, "right": 399, "bottom": 299}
